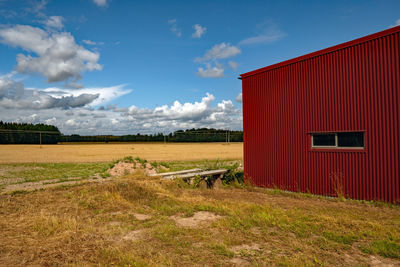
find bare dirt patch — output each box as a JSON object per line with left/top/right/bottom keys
{"left": 229, "top": 257, "right": 250, "bottom": 266}
{"left": 108, "top": 162, "right": 136, "bottom": 176}
{"left": 1, "top": 176, "right": 107, "bottom": 193}
{"left": 230, "top": 243, "right": 264, "bottom": 256}
{"left": 171, "top": 211, "right": 222, "bottom": 228}
{"left": 122, "top": 229, "right": 146, "bottom": 242}
{"left": 368, "top": 255, "right": 399, "bottom": 267}
{"left": 132, "top": 213, "right": 151, "bottom": 221}
{"left": 108, "top": 160, "right": 157, "bottom": 177}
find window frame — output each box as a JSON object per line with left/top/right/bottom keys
{"left": 310, "top": 131, "right": 365, "bottom": 150}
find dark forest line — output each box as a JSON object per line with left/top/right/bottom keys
{"left": 0, "top": 122, "right": 242, "bottom": 144}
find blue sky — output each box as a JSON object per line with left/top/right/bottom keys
{"left": 0, "top": 0, "right": 399, "bottom": 134}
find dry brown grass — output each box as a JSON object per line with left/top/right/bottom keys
{"left": 0, "top": 172, "right": 399, "bottom": 266}
{"left": 0, "top": 142, "right": 243, "bottom": 163}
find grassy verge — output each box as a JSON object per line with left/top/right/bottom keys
{"left": 0, "top": 168, "right": 399, "bottom": 266}
{"left": 0, "top": 162, "right": 111, "bottom": 185}
{"left": 151, "top": 158, "right": 241, "bottom": 172}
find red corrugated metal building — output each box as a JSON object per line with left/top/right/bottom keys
{"left": 240, "top": 26, "right": 400, "bottom": 202}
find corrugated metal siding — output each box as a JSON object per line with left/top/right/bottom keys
{"left": 241, "top": 28, "right": 400, "bottom": 202}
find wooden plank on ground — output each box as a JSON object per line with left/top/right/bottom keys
{"left": 149, "top": 168, "right": 202, "bottom": 177}
{"left": 164, "top": 169, "right": 227, "bottom": 180}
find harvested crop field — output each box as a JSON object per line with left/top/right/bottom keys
{"left": 0, "top": 142, "right": 243, "bottom": 163}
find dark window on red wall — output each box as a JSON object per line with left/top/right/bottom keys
{"left": 311, "top": 132, "right": 365, "bottom": 149}
{"left": 337, "top": 132, "right": 364, "bottom": 147}
{"left": 312, "top": 134, "right": 336, "bottom": 146}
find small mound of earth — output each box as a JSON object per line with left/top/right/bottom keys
{"left": 108, "top": 160, "right": 159, "bottom": 177}
{"left": 108, "top": 162, "right": 136, "bottom": 176}
{"left": 171, "top": 211, "right": 222, "bottom": 228}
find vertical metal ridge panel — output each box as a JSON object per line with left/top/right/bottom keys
{"left": 241, "top": 30, "right": 400, "bottom": 202}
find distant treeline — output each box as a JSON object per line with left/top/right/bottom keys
{"left": 61, "top": 128, "right": 243, "bottom": 143}
{"left": 0, "top": 121, "right": 61, "bottom": 144}
{"left": 0, "top": 123, "right": 242, "bottom": 144}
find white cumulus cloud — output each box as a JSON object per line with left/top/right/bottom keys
{"left": 195, "top": 43, "right": 241, "bottom": 79}
{"left": 0, "top": 74, "right": 99, "bottom": 110}
{"left": 41, "top": 84, "right": 132, "bottom": 107}
{"left": 122, "top": 93, "right": 241, "bottom": 132}
{"left": 192, "top": 24, "right": 206, "bottom": 38}
{"left": 42, "top": 16, "right": 64, "bottom": 30}
{"left": 0, "top": 92, "right": 242, "bottom": 135}
{"left": 197, "top": 64, "right": 224, "bottom": 78}
{"left": 0, "top": 24, "right": 102, "bottom": 86}
{"left": 196, "top": 42, "right": 241, "bottom": 62}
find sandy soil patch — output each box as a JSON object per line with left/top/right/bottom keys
{"left": 171, "top": 211, "right": 222, "bottom": 228}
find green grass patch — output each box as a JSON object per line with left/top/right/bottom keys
{"left": 361, "top": 239, "right": 400, "bottom": 259}
{"left": 209, "top": 243, "right": 234, "bottom": 257}
{"left": 0, "top": 162, "right": 111, "bottom": 184}
{"left": 152, "top": 159, "right": 244, "bottom": 185}
{"left": 322, "top": 231, "right": 359, "bottom": 245}
{"left": 154, "top": 159, "right": 240, "bottom": 173}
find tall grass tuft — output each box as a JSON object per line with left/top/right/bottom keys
{"left": 329, "top": 171, "right": 345, "bottom": 200}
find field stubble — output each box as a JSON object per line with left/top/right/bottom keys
{"left": 0, "top": 142, "right": 243, "bottom": 163}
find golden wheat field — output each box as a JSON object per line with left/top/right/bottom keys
{"left": 0, "top": 142, "right": 243, "bottom": 163}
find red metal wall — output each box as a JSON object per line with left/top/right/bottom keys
{"left": 241, "top": 26, "right": 400, "bottom": 202}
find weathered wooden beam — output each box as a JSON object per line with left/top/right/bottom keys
{"left": 149, "top": 168, "right": 202, "bottom": 177}
{"left": 164, "top": 169, "right": 227, "bottom": 180}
